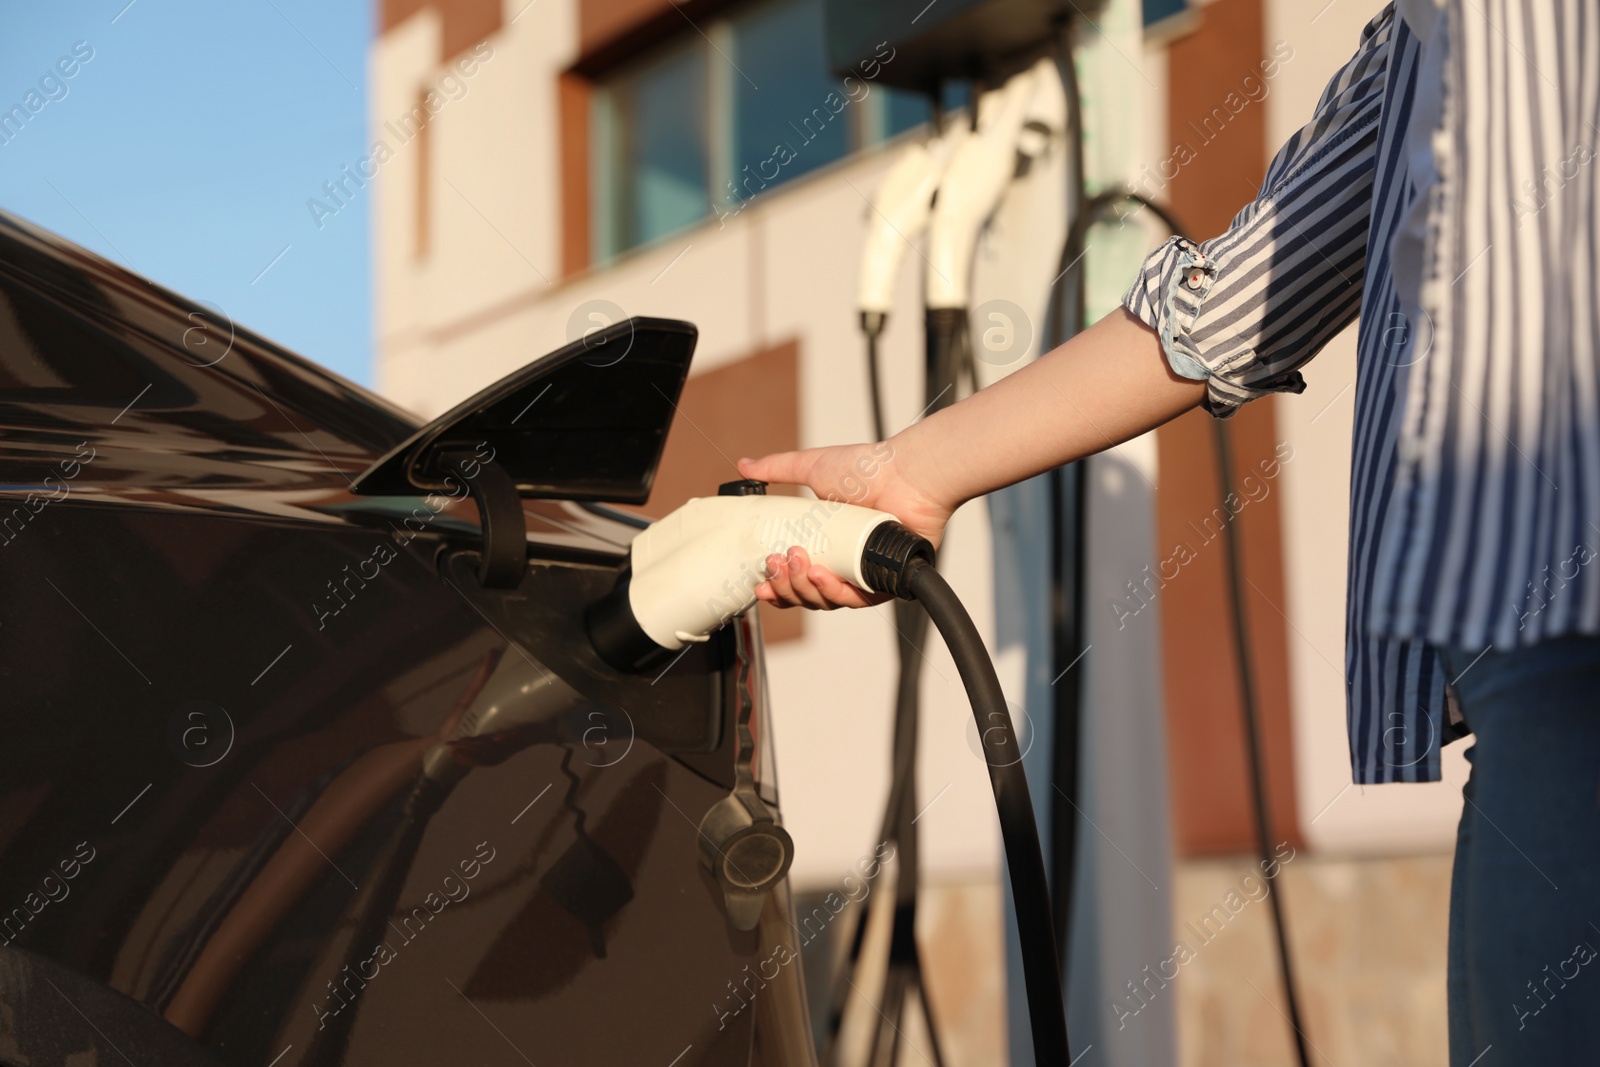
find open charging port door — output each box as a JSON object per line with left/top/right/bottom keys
{"left": 350, "top": 316, "right": 698, "bottom": 588}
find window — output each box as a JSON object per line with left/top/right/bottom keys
{"left": 591, "top": 0, "right": 932, "bottom": 260}
{"left": 1144, "top": 0, "right": 1191, "bottom": 32}
{"left": 730, "top": 0, "right": 849, "bottom": 191}
{"left": 598, "top": 40, "right": 711, "bottom": 252}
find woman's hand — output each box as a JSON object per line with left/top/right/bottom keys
{"left": 736, "top": 441, "right": 954, "bottom": 610}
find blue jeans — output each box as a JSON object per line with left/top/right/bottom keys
{"left": 1442, "top": 635, "right": 1600, "bottom": 1065}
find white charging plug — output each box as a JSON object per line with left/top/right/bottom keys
{"left": 587, "top": 487, "right": 930, "bottom": 671}
{"left": 858, "top": 125, "right": 970, "bottom": 317}
{"left": 926, "top": 64, "right": 1046, "bottom": 309}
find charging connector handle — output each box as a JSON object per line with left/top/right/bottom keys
{"left": 588, "top": 494, "right": 912, "bottom": 672}
{"left": 901, "top": 556, "right": 1072, "bottom": 1064}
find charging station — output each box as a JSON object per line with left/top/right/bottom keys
{"left": 805, "top": 2, "right": 1310, "bottom": 1064}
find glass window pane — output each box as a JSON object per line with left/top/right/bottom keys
{"left": 884, "top": 88, "right": 931, "bottom": 138}
{"left": 942, "top": 80, "right": 971, "bottom": 114}
{"left": 1145, "top": 0, "right": 1187, "bottom": 27}
{"left": 617, "top": 43, "right": 710, "bottom": 248}
{"left": 730, "top": 0, "right": 849, "bottom": 195}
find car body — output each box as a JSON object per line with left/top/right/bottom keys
{"left": 0, "top": 212, "right": 814, "bottom": 1066}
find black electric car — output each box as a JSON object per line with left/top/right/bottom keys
{"left": 0, "top": 212, "right": 814, "bottom": 1066}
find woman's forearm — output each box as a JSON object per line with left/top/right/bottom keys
{"left": 892, "top": 307, "right": 1206, "bottom": 509}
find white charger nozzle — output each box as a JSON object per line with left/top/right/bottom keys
{"left": 587, "top": 490, "right": 931, "bottom": 671}
{"left": 925, "top": 65, "right": 1045, "bottom": 310}
{"left": 857, "top": 126, "right": 970, "bottom": 317}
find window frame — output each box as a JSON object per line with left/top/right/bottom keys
{"left": 584, "top": 0, "right": 930, "bottom": 264}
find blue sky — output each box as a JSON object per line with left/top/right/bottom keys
{"left": 0, "top": 0, "right": 373, "bottom": 385}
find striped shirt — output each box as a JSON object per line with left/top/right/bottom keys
{"left": 1124, "top": 3, "right": 1600, "bottom": 784}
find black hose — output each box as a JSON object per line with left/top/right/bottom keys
{"left": 1056, "top": 20, "right": 1089, "bottom": 344}
{"left": 925, "top": 307, "right": 969, "bottom": 405}
{"left": 1045, "top": 20, "right": 1092, "bottom": 987}
{"left": 824, "top": 307, "right": 959, "bottom": 1066}
{"left": 902, "top": 558, "right": 1071, "bottom": 1065}
{"left": 861, "top": 311, "right": 889, "bottom": 443}
{"left": 1211, "top": 421, "right": 1312, "bottom": 1067}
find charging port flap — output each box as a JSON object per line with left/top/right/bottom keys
{"left": 350, "top": 317, "right": 697, "bottom": 504}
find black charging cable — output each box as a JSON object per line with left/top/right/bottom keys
{"left": 856, "top": 524, "right": 1073, "bottom": 1065}
{"left": 1042, "top": 20, "right": 1094, "bottom": 996}
{"left": 860, "top": 311, "right": 890, "bottom": 444}
{"left": 823, "top": 298, "right": 973, "bottom": 1067}
{"left": 903, "top": 558, "right": 1069, "bottom": 1064}
{"left": 1210, "top": 420, "right": 1313, "bottom": 1067}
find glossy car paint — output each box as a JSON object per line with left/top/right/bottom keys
{"left": 0, "top": 213, "right": 814, "bottom": 1066}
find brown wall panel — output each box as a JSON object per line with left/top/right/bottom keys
{"left": 414, "top": 89, "right": 432, "bottom": 260}
{"left": 1155, "top": 406, "right": 1303, "bottom": 856}
{"left": 1158, "top": 0, "right": 1303, "bottom": 855}
{"left": 1164, "top": 0, "right": 1270, "bottom": 239}
{"left": 559, "top": 72, "right": 592, "bottom": 278}
{"left": 631, "top": 339, "right": 804, "bottom": 644}
{"left": 382, "top": 0, "right": 502, "bottom": 62}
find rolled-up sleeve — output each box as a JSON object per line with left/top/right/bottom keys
{"left": 1124, "top": 7, "right": 1397, "bottom": 416}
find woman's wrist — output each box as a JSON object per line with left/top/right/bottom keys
{"left": 885, "top": 413, "right": 969, "bottom": 515}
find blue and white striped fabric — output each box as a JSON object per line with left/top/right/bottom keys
{"left": 1124, "top": 3, "right": 1600, "bottom": 784}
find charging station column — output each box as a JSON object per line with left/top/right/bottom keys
{"left": 972, "top": 4, "right": 1179, "bottom": 1063}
